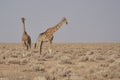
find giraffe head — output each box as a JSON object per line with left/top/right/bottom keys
{"left": 62, "top": 17, "right": 68, "bottom": 24}
{"left": 21, "top": 17, "right": 25, "bottom": 23}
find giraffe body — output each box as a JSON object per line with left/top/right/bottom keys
{"left": 35, "top": 17, "right": 68, "bottom": 55}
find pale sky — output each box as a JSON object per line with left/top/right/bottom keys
{"left": 0, "top": 0, "right": 120, "bottom": 43}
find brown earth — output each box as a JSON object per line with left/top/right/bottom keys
{"left": 0, "top": 43, "right": 120, "bottom": 80}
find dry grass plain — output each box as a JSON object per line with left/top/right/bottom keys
{"left": 0, "top": 43, "right": 120, "bottom": 80}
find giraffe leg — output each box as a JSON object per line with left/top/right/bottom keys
{"left": 49, "top": 43, "right": 52, "bottom": 55}
{"left": 49, "top": 36, "right": 54, "bottom": 55}
{"left": 35, "top": 40, "right": 39, "bottom": 49}
{"left": 28, "top": 39, "right": 31, "bottom": 50}
{"left": 22, "top": 41, "right": 25, "bottom": 49}
{"left": 29, "top": 43, "right": 31, "bottom": 50}
{"left": 39, "top": 41, "right": 43, "bottom": 55}
{"left": 37, "top": 40, "right": 40, "bottom": 49}
{"left": 28, "top": 42, "right": 31, "bottom": 50}
{"left": 23, "top": 41, "right": 27, "bottom": 50}
{"left": 28, "top": 43, "right": 31, "bottom": 50}
{"left": 48, "top": 40, "right": 52, "bottom": 55}
{"left": 26, "top": 43, "right": 29, "bottom": 50}
{"left": 25, "top": 41, "right": 29, "bottom": 50}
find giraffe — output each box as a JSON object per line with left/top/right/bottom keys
{"left": 21, "top": 17, "right": 31, "bottom": 50}
{"left": 35, "top": 17, "right": 68, "bottom": 55}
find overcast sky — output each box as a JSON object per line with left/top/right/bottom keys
{"left": 0, "top": 0, "right": 120, "bottom": 43}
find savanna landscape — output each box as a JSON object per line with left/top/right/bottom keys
{"left": 0, "top": 43, "right": 120, "bottom": 80}
{"left": 1, "top": 0, "right": 120, "bottom": 80}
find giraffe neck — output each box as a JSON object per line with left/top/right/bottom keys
{"left": 22, "top": 20, "right": 26, "bottom": 33}
{"left": 51, "top": 19, "right": 64, "bottom": 33}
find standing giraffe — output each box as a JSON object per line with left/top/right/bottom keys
{"left": 21, "top": 17, "right": 31, "bottom": 50}
{"left": 35, "top": 17, "right": 68, "bottom": 55}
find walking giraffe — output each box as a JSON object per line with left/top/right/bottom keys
{"left": 35, "top": 17, "right": 68, "bottom": 55}
{"left": 21, "top": 17, "right": 31, "bottom": 50}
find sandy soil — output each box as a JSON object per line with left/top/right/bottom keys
{"left": 0, "top": 43, "right": 120, "bottom": 80}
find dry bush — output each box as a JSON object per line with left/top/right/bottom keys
{"left": 0, "top": 77, "right": 9, "bottom": 80}
{"left": 79, "top": 56, "right": 88, "bottom": 62}
{"left": 59, "top": 55, "right": 73, "bottom": 64}
{"left": 107, "top": 59, "right": 120, "bottom": 79}
{"left": 109, "top": 58, "right": 120, "bottom": 70}
{"left": 31, "top": 64, "right": 45, "bottom": 72}
{"left": 87, "top": 58, "right": 120, "bottom": 80}
{"left": 7, "top": 58, "right": 21, "bottom": 64}
{"left": 33, "top": 76, "right": 47, "bottom": 80}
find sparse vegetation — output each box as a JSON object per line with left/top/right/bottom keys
{"left": 0, "top": 43, "right": 120, "bottom": 80}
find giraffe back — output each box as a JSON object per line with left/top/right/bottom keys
{"left": 38, "top": 31, "right": 53, "bottom": 42}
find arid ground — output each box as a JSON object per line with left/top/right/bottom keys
{"left": 0, "top": 43, "right": 120, "bottom": 80}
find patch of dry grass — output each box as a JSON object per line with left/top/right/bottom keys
{"left": 0, "top": 43, "right": 120, "bottom": 80}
